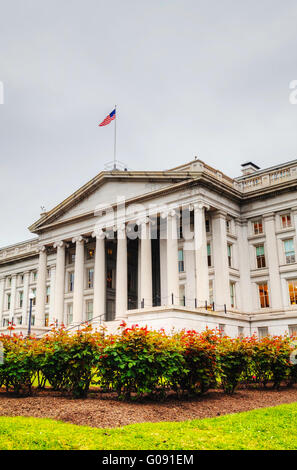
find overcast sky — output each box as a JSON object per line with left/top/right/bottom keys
{"left": 1, "top": 0, "right": 297, "bottom": 247}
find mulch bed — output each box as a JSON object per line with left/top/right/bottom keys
{"left": 0, "top": 386, "right": 297, "bottom": 428}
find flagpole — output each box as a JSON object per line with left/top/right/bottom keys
{"left": 114, "top": 104, "right": 117, "bottom": 170}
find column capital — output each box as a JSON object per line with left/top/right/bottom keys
{"left": 192, "top": 202, "right": 210, "bottom": 211}
{"left": 36, "top": 245, "right": 47, "bottom": 253}
{"left": 22, "top": 270, "right": 31, "bottom": 276}
{"left": 92, "top": 229, "right": 105, "bottom": 240}
{"left": 137, "top": 216, "right": 152, "bottom": 226}
{"left": 72, "top": 236, "right": 88, "bottom": 244}
{"left": 53, "top": 240, "right": 67, "bottom": 249}
{"left": 161, "top": 208, "right": 180, "bottom": 219}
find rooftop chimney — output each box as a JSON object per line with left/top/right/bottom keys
{"left": 241, "top": 162, "right": 260, "bottom": 176}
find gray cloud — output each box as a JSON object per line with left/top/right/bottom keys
{"left": 1, "top": 0, "right": 297, "bottom": 246}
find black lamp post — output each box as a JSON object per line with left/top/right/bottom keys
{"left": 27, "top": 292, "right": 35, "bottom": 336}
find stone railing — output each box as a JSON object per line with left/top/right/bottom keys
{"left": 238, "top": 165, "right": 297, "bottom": 192}
{"left": 183, "top": 159, "right": 297, "bottom": 193}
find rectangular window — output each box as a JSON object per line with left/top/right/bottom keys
{"left": 32, "top": 271, "right": 37, "bottom": 282}
{"left": 178, "top": 249, "right": 184, "bottom": 272}
{"left": 256, "top": 245, "right": 266, "bottom": 268}
{"left": 179, "top": 284, "right": 185, "bottom": 306}
{"left": 227, "top": 244, "right": 232, "bottom": 267}
{"left": 7, "top": 293, "right": 11, "bottom": 310}
{"left": 288, "top": 279, "right": 297, "bottom": 305}
{"left": 67, "top": 303, "right": 73, "bottom": 324}
{"left": 253, "top": 219, "right": 263, "bottom": 235}
{"left": 238, "top": 326, "right": 244, "bottom": 337}
{"left": 281, "top": 214, "right": 292, "bottom": 229}
{"left": 86, "top": 248, "right": 95, "bottom": 260}
{"left": 46, "top": 286, "right": 50, "bottom": 304}
{"left": 226, "top": 220, "right": 231, "bottom": 233}
{"left": 44, "top": 313, "right": 49, "bottom": 327}
{"left": 219, "top": 324, "right": 225, "bottom": 335}
{"left": 289, "top": 325, "right": 297, "bottom": 337}
{"left": 16, "top": 316, "right": 22, "bottom": 325}
{"left": 209, "top": 280, "right": 214, "bottom": 305}
{"left": 19, "top": 274, "right": 24, "bottom": 286}
{"left": 32, "top": 288, "right": 36, "bottom": 306}
{"left": 86, "top": 300, "right": 93, "bottom": 321}
{"left": 19, "top": 291, "right": 23, "bottom": 308}
{"left": 6, "top": 277, "right": 11, "bottom": 288}
{"left": 258, "top": 326, "right": 268, "bottom": 339}
{"left": 258, "top": 283, "right": 270, "bottom": 308}
{"left": 207, "top": 243, "right": 212, "bottom": 267}
{"left": 2, "top": 317, "right": 9, "bottom": 327}
{"left": 87, "top": 268, "right": 94, "bottom": 289}
{"left": 205, "top": 219, "right": 210, "bottom": 233}
{"left": 230, "top": 282, "right": 236, "bottom": 308}
{"left": 68, "top": 272, "right": 74, "bottom": 292}
{"left": 284, "top": 239, "right": 295, "bottom": 264}
{"left": 68, "top": 249, "right": 75, "bottom": 264}
{"left": 107, "top": 269, "right": 113, "bottom": 289}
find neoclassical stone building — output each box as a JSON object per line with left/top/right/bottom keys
{"left": 1, "top": 158, "right": 297, "bottom": 338}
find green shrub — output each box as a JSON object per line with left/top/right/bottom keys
{"left": 217, "top": 337, "right": 251, "bottom": 394}
{"left": 0, "top": 335, "right": 37, "bottom": 395}
{"left": 247, "top": 336, "right": 291, "bottom": 389}
{"left": 37, "top": 326, "right": 104, "bottom": 398}
{"left": 97, "top": 323, "right": 184, "bottom": 399}
{"left": 172, "top": 329, "right": 218, "bottom": 395}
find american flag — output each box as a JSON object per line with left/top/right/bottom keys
{"left": 99, "top": 109, "right": 116, "bottom": 126}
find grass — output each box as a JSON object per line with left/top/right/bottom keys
{"left": 0, "top": 402, "right": 297, "bottom": 450}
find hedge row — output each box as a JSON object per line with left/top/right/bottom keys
{"left": 0, "top": 323, "right": 297, "bottom": 399}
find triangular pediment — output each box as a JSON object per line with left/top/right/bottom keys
{"left": 29, "top": 169, "right": 193, "bottom": 233}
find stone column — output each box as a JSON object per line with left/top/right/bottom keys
{"left": 292, "top": 207, "right": 297, "bottom": 232}
{"left": 53, "top": 241, "right": 66, "bottom": 325}
{"left": 140, "top": 219, "right": 153, "bottom": 307}
{"left": 236, "top": 218, "right": 252, "bottom": 313}
{"left": 0, "top": 277, "right": 5, "bottom": 323}
{"left": 93, "top": 232, "right": 106, "bottom": 319}
{"left": 115, "top": 226, "right": 128, "bottom": 319}
{"left": 72, "top": 236, "right": 85, "bottom": 324}
{"left": 212, "top": 210, "right": 230, "bottom": 308}
{"left": 9, "top": 274, "right": 17, "bottom": 322}
{"left": 49, "top": 266, "right": 56, "bottom": 325}
{"left": 137, "top": 239, "right": 142, "bottom": 308}
{"left": 263, "top": 213, "right": 283, "bottom": 309}
{"left": 194, "top": 203, "right": 209, "bottom": 305}
{"left": 35, "top": 246, "right": 47, "bottom": 327}
{"left": 166, "top": 211, "right": 179, "bottom": 305}
{"left": 22, "top": 272, "right": 30, "bottom": 325}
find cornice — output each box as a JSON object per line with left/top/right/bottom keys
{"left": 30, "top": 172, "right": 243, "bottom": 235}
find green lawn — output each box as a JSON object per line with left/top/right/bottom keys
{"left": 0, "top": 402, "right": 297, "bottom": 450}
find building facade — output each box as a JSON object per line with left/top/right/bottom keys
{"left": 1, "top": 158, "right": 297, "bottom": 338}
